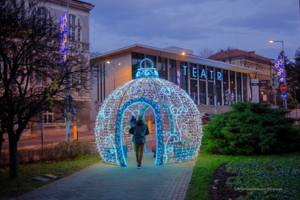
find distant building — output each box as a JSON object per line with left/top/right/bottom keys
{"left": 2, "top": 0, "right": 95, "bottom": 140}
{"left": 209, "top": 49, "right": 277, "bottom": 103}
{"left": 90, "top": 44, "right": 259, "bottom": 120}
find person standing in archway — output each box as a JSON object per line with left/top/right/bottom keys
{"left": 129, "top": 115, "right": 149, "bottom": 169}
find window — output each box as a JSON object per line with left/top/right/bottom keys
{"left": 199, "top": 65, "right": 206, "bottom": 80}
{"left": 208, "top": 82, "right": 214, "bottom": 105}
{"left": 207, "top": 67, "right": 214, "bottom": 80}
{"left": 78, "top": 19, "right": 81, "bottom": 26}
{"left": 132, "top": 52, "right": 144, "bottom": 79}
{"left": 157, "top": 57, "right": 167, "bottom": 80}
{"left": 190, "top": 80, "right": 198, "bottom": 103}
{"left": 243, "top": 73, "right": 248, "bottom": 102}
{"left": 223, "top": 70, "right": 229, "bottom": 105}
{"left": 190, "top": 63, "right": 197, "bottom": 78}
{"left": 215, "top": 68, "right": 222, "bottom": 104}
{"left": 44, "top": 111, "right": 53, "bottom": 124}
{"left": 37, "top": 8, "right": 47, "bottom": 19}
{"left": 69, "top": 15, "right": 75, "bottom": 25}
{"left": 180, "top": 62, "right": 188, "bottom": 91}
{"left": 77, "top": 28, "right": 81, "bottom": 41}
{"left": 146, "top": 55, "right": 156, "bottom": 68}
{"left": 169, "top": 59, "right": 177, "bottom": 85}
{"left": 236, "top": 72, "right": 242, "bottom": 102}
{"left": 199, "top": 81, "right": 206, "bottom": 104}
{"left": 230, "top": 71, "right": 235, "bottom": 102}
{"left": 69, "top": 27, "right": 75, "bottom": 40}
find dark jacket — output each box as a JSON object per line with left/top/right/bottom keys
{"left": 129, "top": 120, "right": 149, "bottom": 144}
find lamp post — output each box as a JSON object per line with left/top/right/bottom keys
{"left": 269, "top": 40, "right": 287, "bottom": 109}
{"left": 106, "top": 61, "right": 121, "bottom": 90}
{"left": 66, "top": 0, "right": 70, "bottom": 149}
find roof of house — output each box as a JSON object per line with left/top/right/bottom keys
{"left": 208, "top": 49, "right": 272, "bottom": 64}
{"left": 91, "top": 44, "right": 259, "bottom": 74}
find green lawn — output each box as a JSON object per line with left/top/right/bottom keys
{"left": 0, "top": 154, "right": 102, "bottom": 198}
{"left": 186, "top": 151, "right": 300, "bottom": 200}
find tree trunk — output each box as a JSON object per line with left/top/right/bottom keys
{"left": 0, "top": 133, "right": 3, "bottom": 180}
{"left": 8, "top": 133, "right": 18, "bottom": 178}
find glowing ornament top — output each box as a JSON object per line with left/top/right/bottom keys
{"left": 94, "top": 58, "right": 203, "bottom": 166}
{"left": 136, "top": 58, "right": 159, "bottom": 78}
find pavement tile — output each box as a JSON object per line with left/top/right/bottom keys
{"left": 19, "top": 152, "right": 195, "bottom": 200}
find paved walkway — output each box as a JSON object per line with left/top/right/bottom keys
{"left": 19, "top": 153, "right": 195, "bottom": 200}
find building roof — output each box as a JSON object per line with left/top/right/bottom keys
{"left": 208, "top": 49, "right": 272, "bottom": 64}
{"left": 50, "top": 0, "right": 95, "bottom": 11}
{"left": 91, "top": 44, "right": 259, "bottom": 74}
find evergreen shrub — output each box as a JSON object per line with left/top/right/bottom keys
{"left": 202, "top": 102, "right": 300, "bottom": 155}
{"left": 287, "top": 95, "right": 297, "bottom": 109}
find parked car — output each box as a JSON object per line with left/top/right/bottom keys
{"left": 201, "top": 112, "right": 213, "bottom": 124}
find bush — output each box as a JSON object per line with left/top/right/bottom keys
{"left": 287, "top": 95, "right": 297, "bottom": 109}
{"left": 202, "top": 102, "right": 300, "bottom": 155}
{"left": 0, "top": 140, "right": 92, "bottom": 166}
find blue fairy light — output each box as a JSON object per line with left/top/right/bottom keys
{"left": 94, "top": 58, "right": 203, "bottom": 166}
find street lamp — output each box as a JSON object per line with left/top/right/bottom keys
{"left": 269, "top": 40, "right": 287, "bottom": 109}
{"left": 106, "top": 61, "right": 121, "bottom": 90}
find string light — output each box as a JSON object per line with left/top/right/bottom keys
{"left": 94, "top": 58, "right": 203, "bottom": 165}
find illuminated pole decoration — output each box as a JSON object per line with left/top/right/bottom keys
{"left": 269, "top": 40, "right": 287, "bottom": 109}
{"left": 177, "top": 69, "right": 180, "bottom": 87}
{"left": 94, "top": 58, "right": 203, "bottom": 166}
{"left": 60, "top": 0, "right": 70, "bottom": 145}
{"left": 59, "top": 13, "right": 68, "bottom": 64}
{"left": 274, "top": 59, "right": 285, "bottom": 83}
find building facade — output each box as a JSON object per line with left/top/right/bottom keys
{"left": 90, "top": 44, "right": 259, "bottom": 121}
{"left": 209, "top": 49, "right": 277, "bottom": 103}
{"left": 1, "top": 0, "right": 94, "bottom": 140}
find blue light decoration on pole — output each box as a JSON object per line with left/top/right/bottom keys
{"left": 94, "top": 58, "right": 203, "bottom": 166}
{"left": 274, "top": 59, "right": 285, "bottom": 83}
{"left": 177, "top": 69, "right": 180, "bottom": 87}
{"left": 60, "top": 0, "right": 70, "bottom": 146}
{"left": 59, "top": 13, "right": 68, "bottom": 64}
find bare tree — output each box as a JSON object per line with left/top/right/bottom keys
{"left": 0, "top": 0, "right": 92, "bottom": 178}
{"left": 198, "top": 48, "right": 214, "bottom": 58}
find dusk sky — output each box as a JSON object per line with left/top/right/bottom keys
{"left": 87, "top": 0, "right": 300, "bottom": 61}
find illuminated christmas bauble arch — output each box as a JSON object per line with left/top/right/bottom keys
{"left": 94, "top": 58, "right": 203, "bottom": 166}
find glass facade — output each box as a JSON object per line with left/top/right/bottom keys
{"left": 146, "top": 55, "right": 156, "bottom": 68}
{"left": 236, "top": 72, "right": 242, "bottom": 102}
{"left": 157, "top": 57, "right": 168, "bottom": 80}
{"left": 199, "top": 65, "right": 206, "bottom": 79}
{"left": 130, "top": 53, "right": 249, "bottom": 106}
{"left": 199, "top": 81, "right": 206, "bottom": 104}
{"left": 132, "top": 52, "right": 144, "bottom": 79}
{"left": 243, "top": 73, "right": 248, "bottom": 102}
{"left": 190, "top": 80, "right": 198, "bottom": 103}
{"left": 208, "top": 82, "right": 214, "bottom": 105}
{"left": 180, "top": 62, "right": 188, "bottom": 91}
{"left": 230, "top": 71, "right": 235, "bottom": 103}
{"left": 215, "top": 68, "right": 222, "bottom": 105}
{"left": 169, "top": 59, "right": 177, "bottom": 85}
{"left": 223, "top": 70, "right": 229, "bottom": 105}
{"left": 207, "top": 66, "right": 214, "bottom": 80}
{"left": 190, "top": 63, "right": 197, "bottom": 78}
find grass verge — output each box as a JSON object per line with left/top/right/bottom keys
{"left": 0, "top": 154, "right": 101, "bottom": 198}
{"left": 186, "top": 151, "right": 300, "bottom": 200}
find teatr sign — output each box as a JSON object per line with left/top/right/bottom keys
{"left": 181, "top": 66, "right": 222, "bottom": 81}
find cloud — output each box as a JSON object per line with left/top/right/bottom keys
{"left": 88, "top": 0, "right": 300, "bottom": 60}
